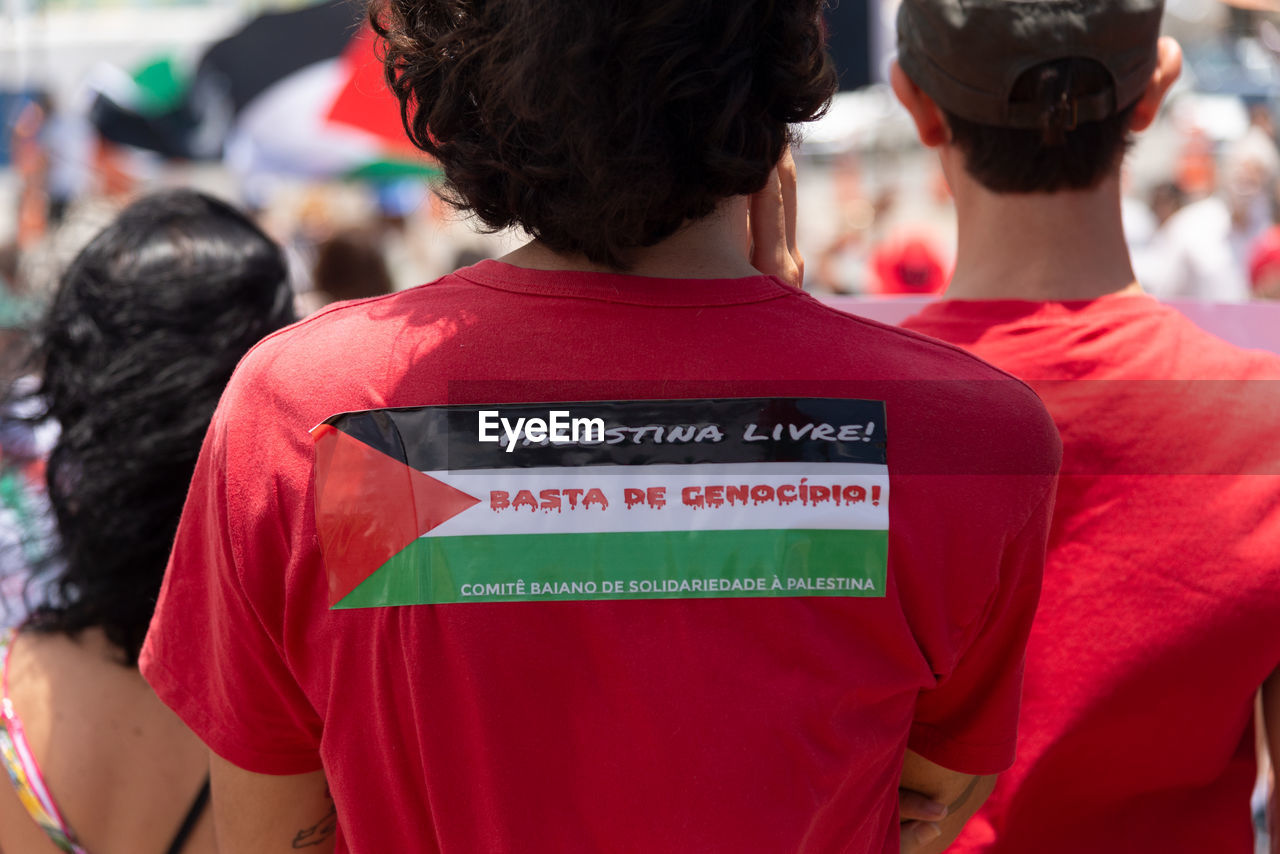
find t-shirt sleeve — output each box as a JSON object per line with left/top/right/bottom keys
{"left": 907, "top": 481, "right": 1054, "bottom": 775}
{"left": 140, "top": 365, "right": 324, "bottom": 775}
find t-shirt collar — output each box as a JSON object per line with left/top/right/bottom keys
{"left": 454, "top": 259, "right": 794, "bottom": 307}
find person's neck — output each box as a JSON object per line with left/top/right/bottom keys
{"left": 944, "top": 165, "right": 1142, "bottom": 302}
{"left": 500, "top": 196, "right": 759, "bottom": 279}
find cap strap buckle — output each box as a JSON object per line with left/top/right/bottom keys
{"left": 1051, "top": 63, "right": 1078, "bottom": 133}
{"left": 1041, "top": 90, "right": 1079, "bottom": 140}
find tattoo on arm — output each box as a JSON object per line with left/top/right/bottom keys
{"left": 291, "top": 788, "right": 337, "bottom": 849}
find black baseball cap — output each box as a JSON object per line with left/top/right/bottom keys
{"left": 897, "top": 0, "right": 1165, "bottom": 129}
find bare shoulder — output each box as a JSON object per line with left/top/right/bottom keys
{"left": 5, "top": 629, "right": 215, "bottom": 853}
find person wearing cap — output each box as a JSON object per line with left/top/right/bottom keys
{"left": 892, "top": 1, "right": 1280, "bottom": 852}
{"left": 1249, "top": 224, "right": 1280, "bottom": 299}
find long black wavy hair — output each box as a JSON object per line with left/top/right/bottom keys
{"left": 22, "top": 189, "right": 296, "bottom": 665}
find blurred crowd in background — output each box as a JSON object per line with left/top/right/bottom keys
{"left": 6, "top": 0, "right": 1280, "bottom": 326}
{"left": 2, "top": 0, "right": 1280, "bottom": 361}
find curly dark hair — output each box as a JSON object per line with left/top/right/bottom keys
{"left": 371, "top": 0, "right": 837, "bottom": 268}
{"left": 22, "top": 189, "right": 295, "bottom": 665}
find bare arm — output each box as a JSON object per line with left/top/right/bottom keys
{"left": 899, "top": 749, "right": 997, "bottom": 854}
{"left": 210, "top": 751, "right": 335, "bottom": 853}
{"left": 1264, "top": 669, "right": 1280, "bottom": 854}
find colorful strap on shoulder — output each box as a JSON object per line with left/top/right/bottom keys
{"left": 0, "top": 629, "right": 91, "bottom": 854}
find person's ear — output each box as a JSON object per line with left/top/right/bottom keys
{"left": 890, "top": 60, "right": 949, "bottom": 148}
{"left": 1131, "top": 37, "right": 1183, "bottom": 132}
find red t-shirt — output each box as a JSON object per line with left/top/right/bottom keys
{"left": 142, "top": 261, "right": 1059, "bottom": 853}
{"left": 903, "top": 293, "right": 1280, "bottom": 853}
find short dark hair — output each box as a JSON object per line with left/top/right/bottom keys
{"left": 943, "top": 58, "right": 1136, "bottom": 194}
{"left": 22, "top": 190, "right": 296, "bottom": 665}
{"left": 371, "top": 0, "right": 836, "bottom": 268}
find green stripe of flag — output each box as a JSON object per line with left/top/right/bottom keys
{"left": 333, "top": 529, "right": 888, "bottom": 608}
{"left": 343, "top": 159, "right": 443, "bottom": 181}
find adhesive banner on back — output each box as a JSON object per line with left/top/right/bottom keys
{"left": 311, "top": 398, "right": 889, "bottom": 609}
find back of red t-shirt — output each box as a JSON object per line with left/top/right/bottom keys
{"left": 904, "top": 294, "right": 1280, "bottom": 854}
{"left": 143, "top": 263, "right": 1059, "bottom": 853}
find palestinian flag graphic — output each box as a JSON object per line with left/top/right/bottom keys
{"left": 312, "top": 398, "right": 889, "bottom": 608}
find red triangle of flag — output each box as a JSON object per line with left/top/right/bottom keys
{"left": 325, "top": 26, "right": 423, "bottom": 157}
{"left": 312, "top": 424, "right": 480, "bottom": 606}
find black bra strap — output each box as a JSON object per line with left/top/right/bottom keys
{"left": 165, "top": 777, "right": 211, "bottom": 854}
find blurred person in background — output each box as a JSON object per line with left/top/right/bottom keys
{"left": 1174, "top": 128, "right": 1216, "bottom": 203}
{"left": 10, "top": 94, "right": 54, "bottom": 256}
{"left": 1248, "top": 223, "right": 1280, "bottom": 299}
{"left": 0, "top": 190, "right": 295, "bottom": 854}
{"left": 813, "top": 155, "right": 881, "bottom": 294}
{"left": 9, "top": 91, "right": 89, "bottom": 232}
{"left": 1149, "top": 180, "right": 1188, "bottom": 226}
{"left": 867, "top": 233, "right": 949, "bottom": 296}
{"left": 8, "top": 91, "right": 125, "bottom": 298}
{"left": 0, "top": 246, "right": 52, "bottom": 626}
{"left": 1127, "top": 180, "right": 1187, "bottom": 288}
{"left": 892, "top": 0, "right": 1280, "bottom": 851}
{"left": 296, "top": 226, "right": 395, "bottom": 316}
{"left": 11, "top": 132, "right": 139, "bottom": 299}
{"left": 138, "top": 0, "right": 1061, "bottom": 851}
{"left": 1145, "top": 125, "right": 1280, "bottom": 301}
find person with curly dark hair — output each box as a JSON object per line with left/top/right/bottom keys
{"left": 372, "top": 0, "right": 832, "bottom": 272}
{"left": 0, "top": 189, "right": 295, "bottom": 854}
{"left": 141, "top": 4, "right": 1061, "bottom": 852}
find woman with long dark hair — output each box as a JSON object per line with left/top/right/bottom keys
{"left": 0, "top": 189, "right": 295, "bottom": 854}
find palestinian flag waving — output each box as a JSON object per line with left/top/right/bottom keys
{"left": 90, "top": 0, "right": 436, "bottom": 179}
{"left": 313, "top": 398, "right": 890, "bottom": 609}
